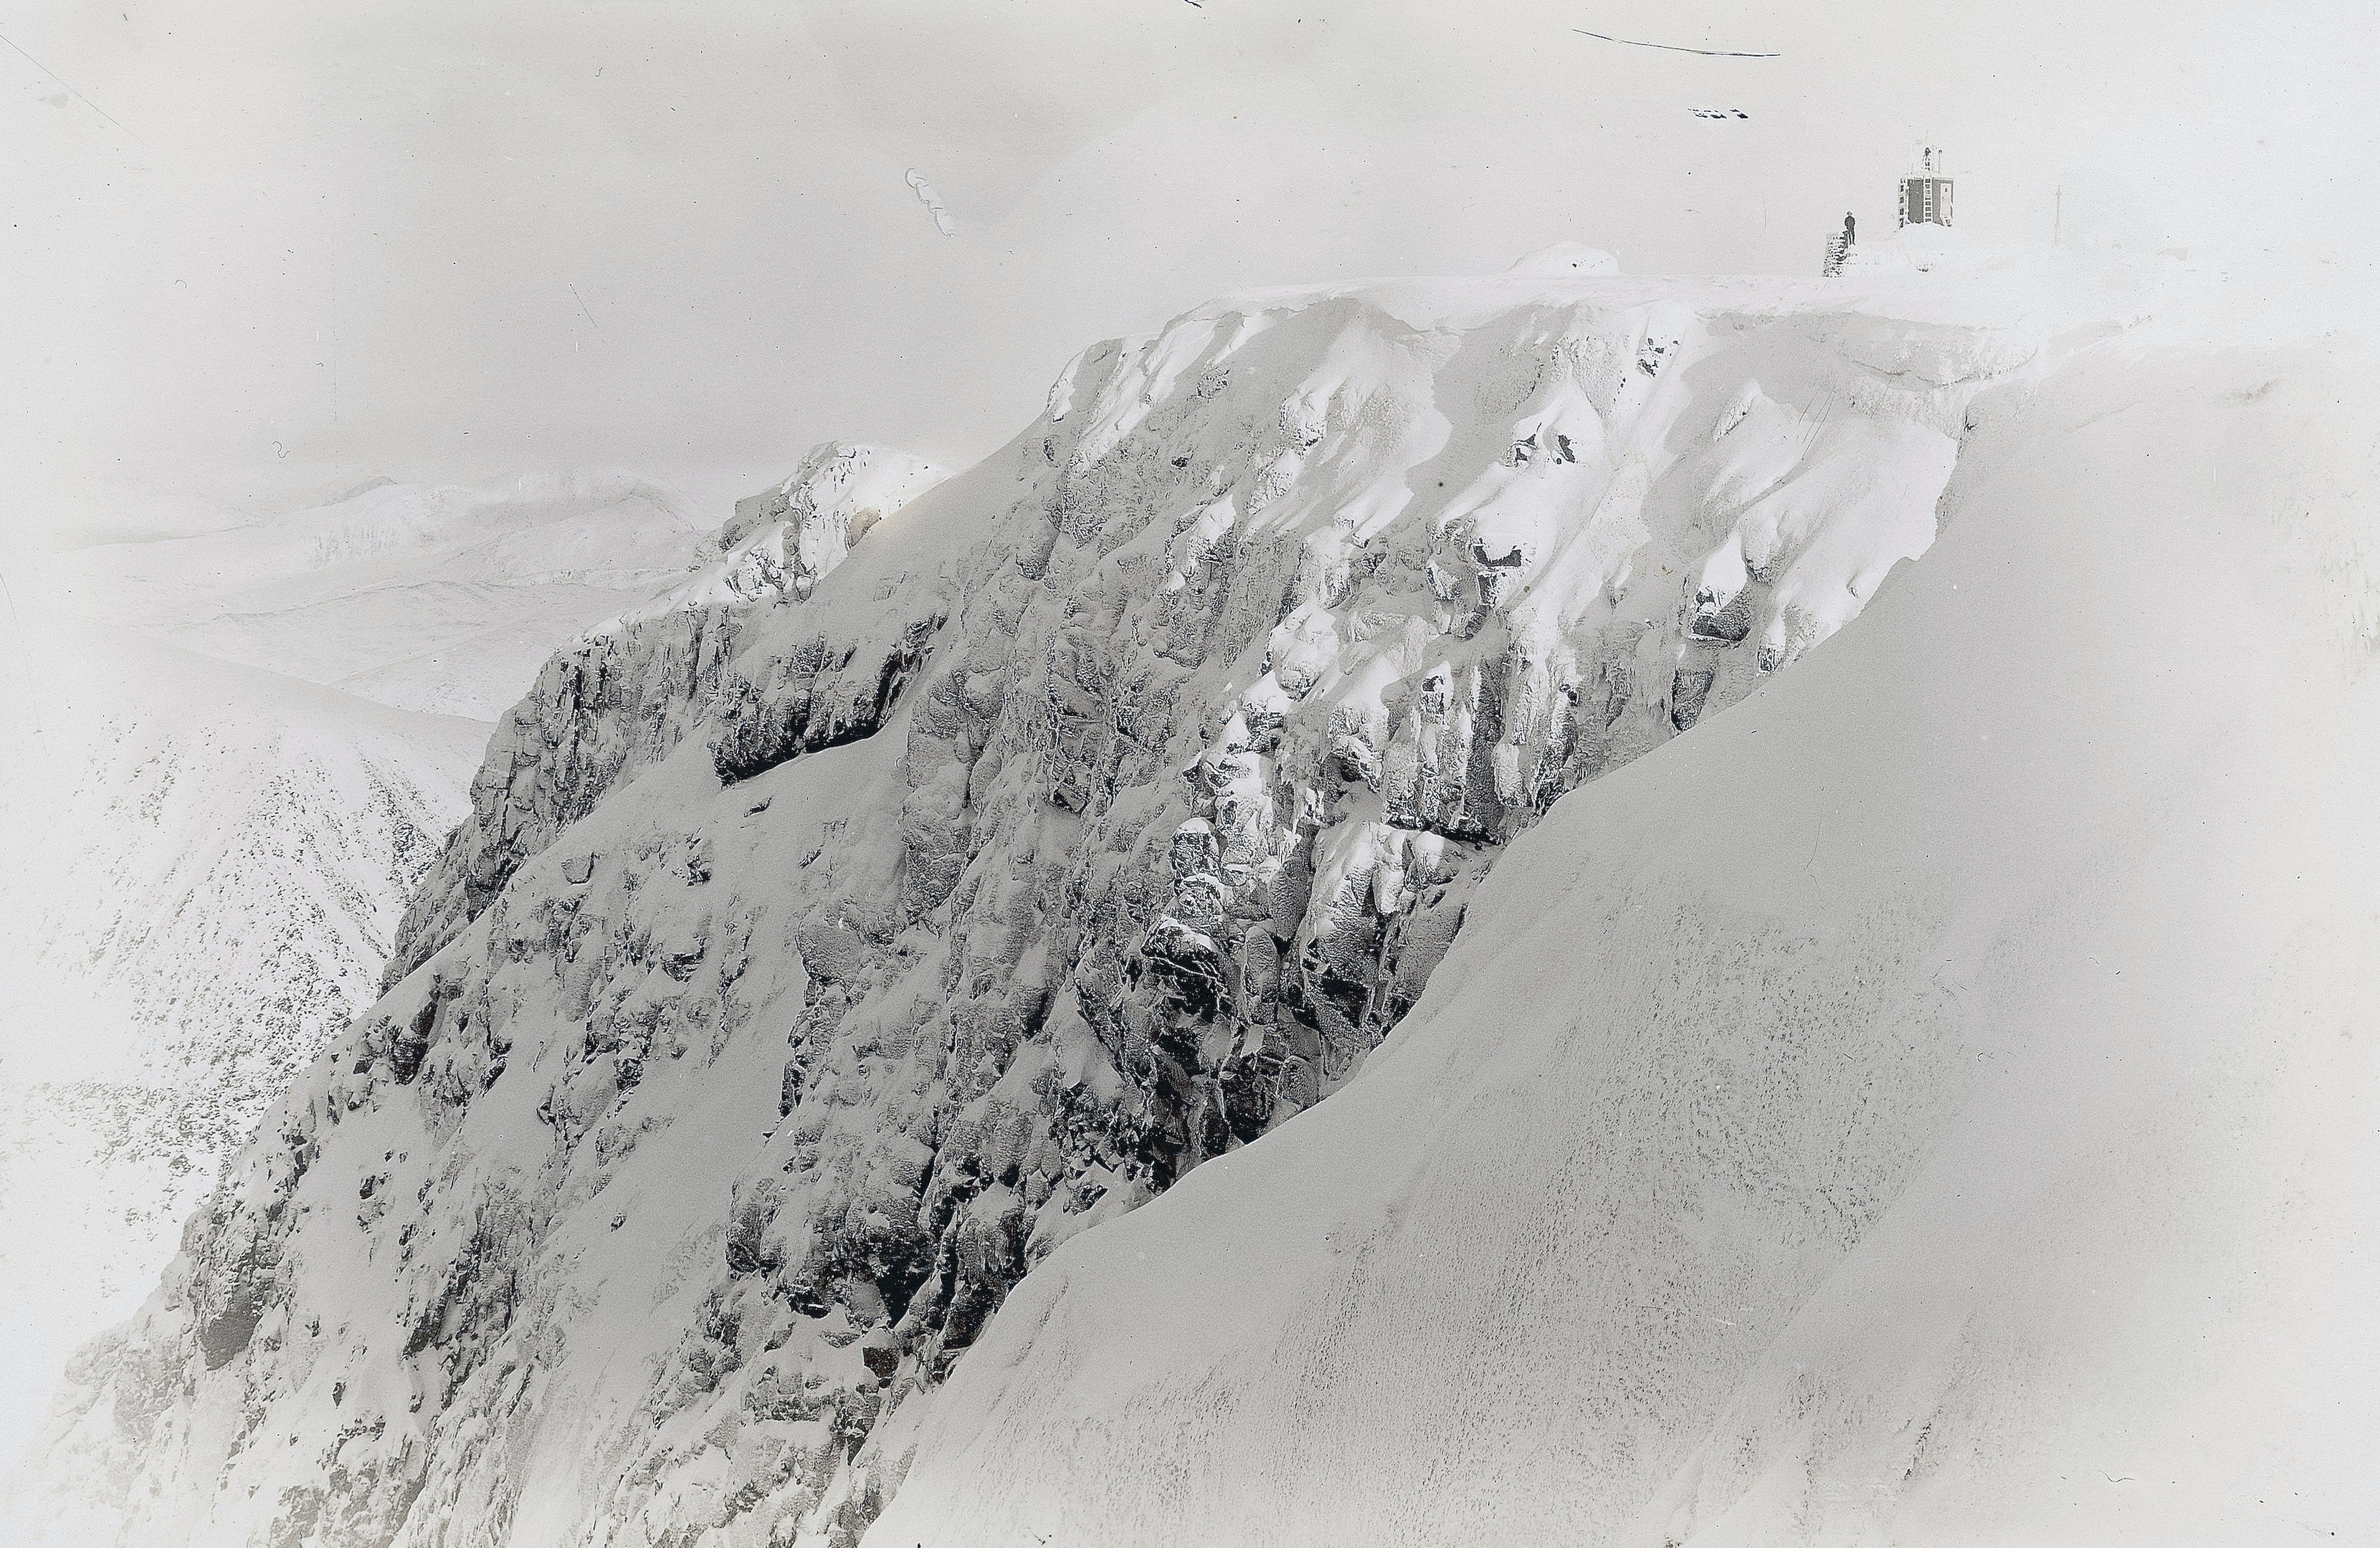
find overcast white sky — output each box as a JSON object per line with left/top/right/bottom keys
{"left": 4, "top": 0, "right": 2370, "bottom": 543}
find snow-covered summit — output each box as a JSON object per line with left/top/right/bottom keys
{"left": 12, "top": 248, "right": 2290, "bottom": 1548}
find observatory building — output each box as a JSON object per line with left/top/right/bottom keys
{"left": 1822, "top": 144, "right": 1959, "bottom": 274}
{"left": 1900, "top": 146, "right": 1954, "bottom": 228}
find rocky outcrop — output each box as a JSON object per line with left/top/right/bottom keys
{"left": 384, "top": 445, "right": 945, "bottom": 987}
{"left": 698, "top": 443, "right": 947, "bottom": 609}
{"left": 19, "top": 267, "right": 2099, "bottom": 1548}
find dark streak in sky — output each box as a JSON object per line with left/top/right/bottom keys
{"left": 1571, "top": 27, "right": 1779, "bottom": 59}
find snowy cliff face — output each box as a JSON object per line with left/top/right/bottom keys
{"left": 383, "top": 444, "right": 946, "bottom": 990}
{"left": 17, "top": 255, "right": 2155, "bottom": 1547}
{"left": 870, "top": 317, "right": 2380, "bottom": 1548}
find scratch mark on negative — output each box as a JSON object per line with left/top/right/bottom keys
{"left": 0, "top": 30, "right": 148, "bottom": 145}
{"left": 1572, "top": 27, "right": 1779, "bottom": 59}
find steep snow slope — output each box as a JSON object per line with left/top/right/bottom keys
{"left": 10, "top": 247, "right": 2186, "bottom": 1547}
{"left": 871, "top": 325, "right": 2380, "bottom": 1545}
{"left": 0, "top": 461, "right": 917, "bottom": 1481}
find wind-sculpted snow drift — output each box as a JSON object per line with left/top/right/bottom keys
{"left": 18, "top": 249, "right": 2207, "bottom": 1547}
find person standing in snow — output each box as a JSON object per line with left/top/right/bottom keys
{"left": 1824, "top": 212, "right": 1857, "bottom": 277}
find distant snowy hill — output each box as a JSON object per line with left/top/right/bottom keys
{"left": 15, "top": 240, "right": 2333, "bottom": 1548}
{"left": 58, "top": 472, "right": 711, "bottom": 721}
{"left": 0, "top": 626, "right": 487, "bottom": 1481}
{"left": 0, "top": 459, "right": 937, "bottom": 1482}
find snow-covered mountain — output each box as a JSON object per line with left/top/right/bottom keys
{"left": 0, "top": 464, "right": 935, "bottom": 1482}
{"left": 19, "top": 239, "right": 2358, "bottom": 1548}
{"left": 873, "top": 313, "right": 2380, "bottom": 1548}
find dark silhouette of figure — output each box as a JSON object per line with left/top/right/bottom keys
{"left": 1843, "top": 211, "right": 1857, "bottom": 245}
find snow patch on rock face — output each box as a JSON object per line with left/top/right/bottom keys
{"left": 15, "top": 259, "right": 2170, "bottom": 1548}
